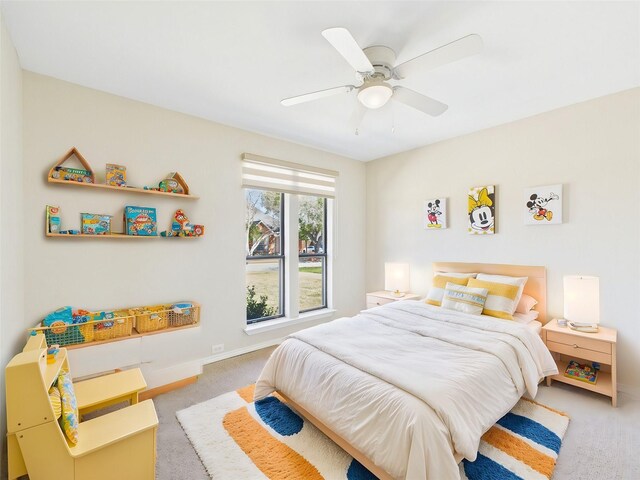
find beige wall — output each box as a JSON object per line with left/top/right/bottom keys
{"left": 0, "top": 12, "right": 24, "bottom": 449}
{"left": 366, "top": 88, "right": 640, "bottom": 391}
{"left": 21, "top": 72, "right": 366, "bottom": 379}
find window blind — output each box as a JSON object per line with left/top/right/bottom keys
{"left": 241, "top": 153, "right": 338, "bottom": 198}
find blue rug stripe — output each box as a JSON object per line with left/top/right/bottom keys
{"left": 254, "top": 396, "right": 304, "bottom": 436}
{"left": 347, "top": 459, "right": 378, "bottom": 480}
{"left": 463, "top": 453, "right": 524, "bottom": 480}
{"left": 497, "top": 413, "right": 561, "bottom": 453}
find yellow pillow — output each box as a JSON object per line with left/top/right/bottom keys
{"left": 467, "top": 278, "right": 520, "bottom": 320}
{"left": 48, "top": 385, "right": 62, "bottom": 420}
{"left": 57, "top": 371, "right": 79, "bottom": 444}
{"left": 425, "top": 275, "right": 471, "bottom": 306}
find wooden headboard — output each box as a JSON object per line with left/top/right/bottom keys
{"left": 432, "top": 262, "right": 547, "bottom": 323}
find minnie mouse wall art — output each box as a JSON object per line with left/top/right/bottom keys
{"left": 424, "top": 198, "right": 447, "bottom": 229}
{"left": 524, "top": 184, "right": 563, "bottom": 225}
{"left": 468, "top": 186, "right": 495, "bottom": 235}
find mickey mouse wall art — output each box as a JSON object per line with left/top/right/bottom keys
{"left": 524, "top": 184, "right": 563, "bottom": 225}
{"left": 424, "top": 198, "right": 447, "bottom": 229}
{"left": 468, "top": 185, "right": 495, "bottom": 235}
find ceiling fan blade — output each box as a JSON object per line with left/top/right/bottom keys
{"left": 322, "top": 27, "right": 375, "bottom": 74}
{"left": 394, "top": 34, "right": 483, "bottom": 79}
{"left": 281, "top": 85, "right": 354, "bottom": 106}
{"left": 392, "top": 86, "right": 448, "bottom": 116}
{"left": 349, "top": 102, "right": 368, "bottom": 135}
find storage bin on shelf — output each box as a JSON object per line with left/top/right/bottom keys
{"left": 130, "top": 305, "right": 170, "bottom": 333}
{"left": 29, "top": 311, "right": 134, "bottom": 347}
{"left": 167, "top": 302, "right": 200, "bottom": 327}
{"left": 93, "top": 311, "right": 134, "bottom": 341}
{"left": 131, "top": 302, "right": 200, "bottom": 332}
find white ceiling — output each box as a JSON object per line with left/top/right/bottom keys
{"left": 2, "top": 1, "right": 639, "bottom": 161}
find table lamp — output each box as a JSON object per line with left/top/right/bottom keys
{"left": 563, "top": 275, "right": 599, "bottom": 333}
{"left": 385, "top": 262, "right": 410, "bottom": 298}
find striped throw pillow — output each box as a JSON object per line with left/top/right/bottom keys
{"left": 441, "top": 283, "right": 489, "bottom": 315}
{"left": 425, "top": 275, "right": 473, "bottom": 306}
{"left": 468, "top": 278, "right": 520, "bottom": 320}
{"left": 476, "top": 274, "right": 528, "bottom": 314}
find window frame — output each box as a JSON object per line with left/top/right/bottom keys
{"left": 245, "top": 192, "right": 285, "bottom": 324}
{"left": 298, "top": 197, "right": 328, "bottom": 313}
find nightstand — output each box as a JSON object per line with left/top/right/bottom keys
{"left": 366, "top": 291, "right": 421, "bottom": 309}
{"left": 542, "top": 319, "right": 617, "bottom": 406}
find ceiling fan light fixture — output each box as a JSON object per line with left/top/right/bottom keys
{"left": 358, "top": 82, "right": 393, "bottom": 109}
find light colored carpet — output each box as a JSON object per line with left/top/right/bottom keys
{"left": 153, "top": 347, "right": 639, "bottom": 480}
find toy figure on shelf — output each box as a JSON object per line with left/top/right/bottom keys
{"left": 160, "top": 209, "right": 204, "bottom": 237}
{"left": 143, "top": 172, "right": 190, "bottom": 195}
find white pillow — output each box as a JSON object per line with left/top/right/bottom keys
{"left": 441, "top": 282, "right": 489, "bottom": 316}
{"left": 476, "top": 274, "right": 528, "bottom": 315}
{"left": 516, "top": 294, "right": 538, "bottom": 314}
{"left": 513, "top": 311, "right": 540, "bottom": 324}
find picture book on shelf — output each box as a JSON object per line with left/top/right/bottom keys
{"left": 124, "top": 206, "right": 157, "bottom": 236}
{"left": 564, "top": 360, "right": 598, "bottom": 384}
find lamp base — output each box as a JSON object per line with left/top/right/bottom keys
{"left": 568, "top": 321, "right": 599, "bottom": 333}
{"left": 390, "top": 290, "right": 406, "bottom": 298}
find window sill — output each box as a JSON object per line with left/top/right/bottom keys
{"left": 244, "top": 308, "right": 336, "bottom": 336}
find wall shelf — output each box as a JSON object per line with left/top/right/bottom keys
{"left": 46, "top": 232, "right": 200, "bottom": 239}
{"left": 47, "top": 178, "right": 199, "bottom": 199}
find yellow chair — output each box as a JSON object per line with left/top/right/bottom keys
{"left": 5, "top": 334, "right": 158, "bottom": 480}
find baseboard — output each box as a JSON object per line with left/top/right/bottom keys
{"left": 618, "top": 383, "right": 640, "bottom": 399}
{"left": 200, "top": 337, "right": 283, "bottom": 366}
{"left": 140, "top": 376, "right": 198, "bottom": 400}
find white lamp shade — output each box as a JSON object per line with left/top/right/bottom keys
{"left": 563, "top": 275, "right": 600, "bottom": 324}
{"left": 358, "top": 84, "right": 393, "bottom": 109}
{"left": 385, "top": 263, "right": 410, "bottom": 293}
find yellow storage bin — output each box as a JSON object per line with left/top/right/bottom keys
{"left": 131, "top": 305, "right": 170, "bottom": 333}
{"left": 92, "top": 313, "right": 134, "bottom": 341}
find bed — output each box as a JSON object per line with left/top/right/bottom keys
{"left": 254, "top": 263, "right": 558, "bottom": 480}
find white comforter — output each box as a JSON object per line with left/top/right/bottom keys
{"left": 255, "top": 302, "right": 558, "bottom": 480}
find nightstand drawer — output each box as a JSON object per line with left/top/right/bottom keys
{"left": 547, "top": 331, "right": 611, "bottom": 354}
{"left": 366, "top": 295, "right": 395, "bottom": 307}
{"left": 546, "top": 340, "right": 612, "bottom": 364}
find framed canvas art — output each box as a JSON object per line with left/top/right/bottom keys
{"left": 424, "top": 198, "right": 447, "bottom": 229}
{"left": 468, "top": 185, "right": 495, "bottom": 235}
{"left": 524, "top": 184, "right": 563, "bottom": 225}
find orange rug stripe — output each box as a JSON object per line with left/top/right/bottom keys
{"left": 236, "top": 384, "right": 256, "bottom": 403}
{"left": 223, "top": 406, "right": 324, "bottom": 480}
{"left": 520, "top": 396, "right": 569, "bottom": 417}
{"left": 482, "top": 426, "right": 555, "bottom": 477}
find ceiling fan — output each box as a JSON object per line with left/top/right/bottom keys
{"left": 281, "top": 27, "right": 483, "bottom": 131}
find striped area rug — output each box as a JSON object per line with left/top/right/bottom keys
{"left": 177, "top": 384, "right": 569, "bottom": 480}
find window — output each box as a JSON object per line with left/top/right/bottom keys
{"left": 242, "top": 153, "right": 337, "bottom": 324}
{"left": 298, "top": 195, "right": 327, "bottom": 312}
{"left": 245, "top": 190, "right": 284, "bottom": 323}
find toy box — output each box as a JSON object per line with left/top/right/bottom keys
{"left": 51, "top": 166, "right": 93, "bottom": 183}
{"left": 81, "top": 213, "right": 112, "bottom": 235}
{"left": 106, "top": 163, "right": 127, "bottom": 187}
{"left": 124, "top": 206, "right": 157, "bottom": 236}
{"left": 46, "top": 205, "right": 61, "bottom": 233}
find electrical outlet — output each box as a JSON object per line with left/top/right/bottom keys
{"left": 211, "top": 344, "right": 224, "bottom": 354}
